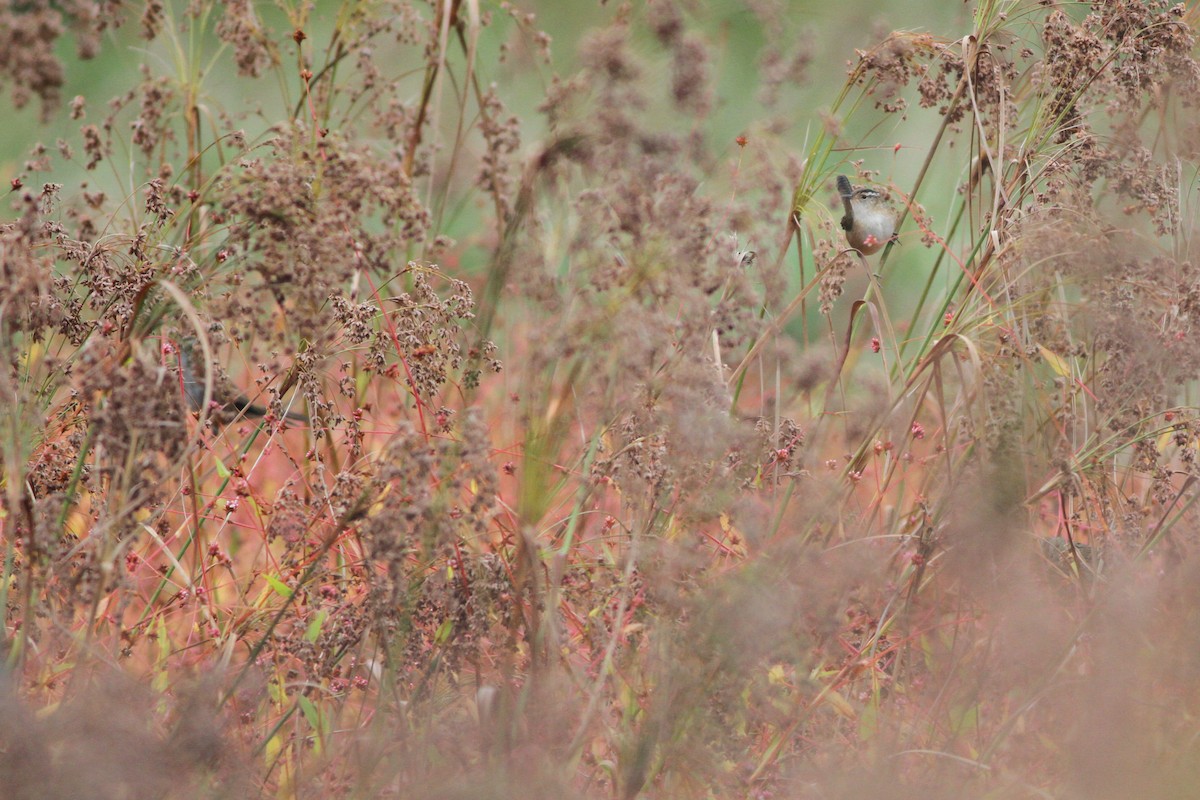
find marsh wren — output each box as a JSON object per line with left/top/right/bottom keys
{"left": 838, "top": 175, "right": 898, "bottom": 256}
{"left": 175, "top": 337, "right": 308, "bottom": 425}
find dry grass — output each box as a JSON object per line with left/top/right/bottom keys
{"left": 3, "top": 1, "right": 1200, "bottom": 798}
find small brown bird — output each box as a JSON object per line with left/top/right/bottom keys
{"left": 838, "top": 174, "right": 898, "bottom": 256}
{"left": 176, "top": 337, "right": 307, "bottom": 425}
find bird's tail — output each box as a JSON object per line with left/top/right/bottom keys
{"left": 837, "top": 174, "right": 853, "bottom": 198}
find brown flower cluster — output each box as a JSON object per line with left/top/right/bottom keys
{"left": 208, "top": 126, "right": 430, "bottom": 344}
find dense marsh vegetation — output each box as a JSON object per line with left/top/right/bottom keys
{"left": 3, "top": 1, "right": 1200, "bottom": 797}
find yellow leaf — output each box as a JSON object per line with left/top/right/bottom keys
{"left": 264, "top": 733, "right": 283, "bottom": 766}
{"left": 858, "top": 698, "right": 878, "bottom": 741}
{"left": 304, "top": 610, "right": 328, "bottom": 644}
{"left": 264, "top": 574, "right": 293, "bottom": 599}
{"left": 821, "top": 689, "right": 857, "bottom": 720}
{"left": 1038, "top": 345, "right": 1071, "bottom": 378}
